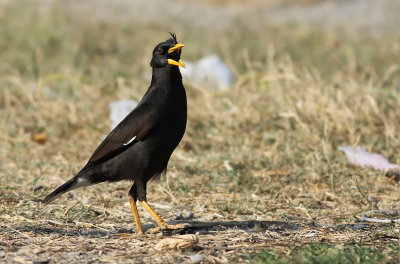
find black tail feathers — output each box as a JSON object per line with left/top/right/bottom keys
{"left": 42, "top": 176, "right": 91, "bottom": 204}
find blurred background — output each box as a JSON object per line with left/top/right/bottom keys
{"left": 0, "top": 0, "right": 399, "bottom": 262}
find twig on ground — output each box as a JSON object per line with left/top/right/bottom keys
{"left": 361, "top": 210, "right": 400, "bottom": 223}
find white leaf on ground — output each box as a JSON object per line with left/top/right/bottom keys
{"left": 338, "top": 146, "right": 399, "bottom": 171}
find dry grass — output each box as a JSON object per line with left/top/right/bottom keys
{"left": 0, "top": 0, "right": 399, "bottom": 263}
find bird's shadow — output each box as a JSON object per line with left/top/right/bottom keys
{"left": 164, "top": 220, "right": 303, "bottom": 235}
{"left": 9, "top": 220, "right": 304, "bottom": 238}
{"left": 6, "top": 220, "right": 381, "bottom": 238}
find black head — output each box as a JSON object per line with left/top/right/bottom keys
{"left": 150, "top": 33, "right": 185, "bottom": 69}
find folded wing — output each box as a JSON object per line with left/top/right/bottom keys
{"left": 82, "top": 102, "right": 154, "bottom": 170}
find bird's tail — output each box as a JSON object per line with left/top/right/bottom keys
{"left": 42, "top": 175, "right": 92, "bottom": 204}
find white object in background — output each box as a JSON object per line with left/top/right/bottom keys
{"left": 182, "top": 55, "right": 234, "bottom": 90}
{"left": 108, "top": 99, "right": 138, "bottom": 130}
{"left": 180, "top": 61, "right": 194, "bottom": 79}
{"left": 338, "top": 146, "right": 399, "bottom": 171}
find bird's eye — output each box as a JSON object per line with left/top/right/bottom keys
{"left": 158, "top": 48, "right": 163, "bottom": 54}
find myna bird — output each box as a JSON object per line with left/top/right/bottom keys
{"left": 43, "top": 33, "right": 187, "bottom": 234}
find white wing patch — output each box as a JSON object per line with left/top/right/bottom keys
{"left": 123, "top": 136, "right": 137, "bottom": 146}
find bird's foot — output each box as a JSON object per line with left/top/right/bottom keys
{"left": 148, "top": 223, "right": 187, "bottom": 234}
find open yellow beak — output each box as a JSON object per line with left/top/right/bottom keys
{"left": 168, "top": 43, "right": 184, "bottom": 53}
{"left": 167, "top": 43, "right": 185, "bottom": 68}
{"left": 168, "top": 58, "right": 186, "bottom": 68}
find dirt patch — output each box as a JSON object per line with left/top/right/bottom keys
{"left": 1, "top": 217, "right": 398, "bottom": 263}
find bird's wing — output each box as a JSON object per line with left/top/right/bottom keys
{"left": 83, "top": 102, "right": 154, "bottom": 168}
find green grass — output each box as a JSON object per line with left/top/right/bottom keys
{"left": 246, "top": 243, "right": 400, "bottom": 264}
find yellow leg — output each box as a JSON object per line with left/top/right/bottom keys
{"left": 129, "top": 198, "right": 144, "bottom": 235}
{"left": 139, "top": 200, "right": 186, "bottom": 234}
{"left": 139, "top": 200, "right": 167, "bottom": 227}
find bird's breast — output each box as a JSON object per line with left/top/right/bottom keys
{"left": 147, "top": 80, "right": 187, "bottom": 150}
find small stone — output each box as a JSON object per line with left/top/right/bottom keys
{"left": 190, "top": 254, "right": 205, "bottom": 263}
{"left": 33, "top": 186, "right": 45, "bottom": 193}
{"left": 185, "top": 211, "right": 194, "bottom": 219}
{"left": 176, "top": 211, "right": 194, "bottom": 220}
{"left": 352, "top": 224, "right": 367, "bottom": 230}
{"left": 175, "top": 212, "right": 183, "bottom": 220}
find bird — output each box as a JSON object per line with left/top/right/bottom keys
{"left": 43, "top": 33, "right": 187, "bottom": 235}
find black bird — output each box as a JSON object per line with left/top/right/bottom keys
{"left": 43, "top": 33, "right": 187, "bottom": 234}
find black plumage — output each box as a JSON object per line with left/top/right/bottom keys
{"left": 43, "top": 33, "right": 187, "bottom": 234}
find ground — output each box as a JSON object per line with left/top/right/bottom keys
{"left": 0, "top": 0, "right": 399, "bottom": 263}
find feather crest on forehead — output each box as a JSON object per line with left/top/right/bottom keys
{"left": 168, "top": 32, "right": 177, "bottom": 43}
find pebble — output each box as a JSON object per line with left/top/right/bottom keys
{"left": 190, "top": 254, "right": 205, "bottom": 263}
{"left": 352, "top": 224, "right": 367, "bottom": 230}
{"left": 176, "top": 211, "right": 194, "bottom": 220}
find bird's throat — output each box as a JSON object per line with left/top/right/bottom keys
{"left": 151, "top": 65, "right": 183, "bottom": 86}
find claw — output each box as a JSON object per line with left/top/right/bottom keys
{"left": 148, "top": 223, "right": 188, "bottom": 234}
{"left": 149, "top": 226, "right": 162, "bottom": 234}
